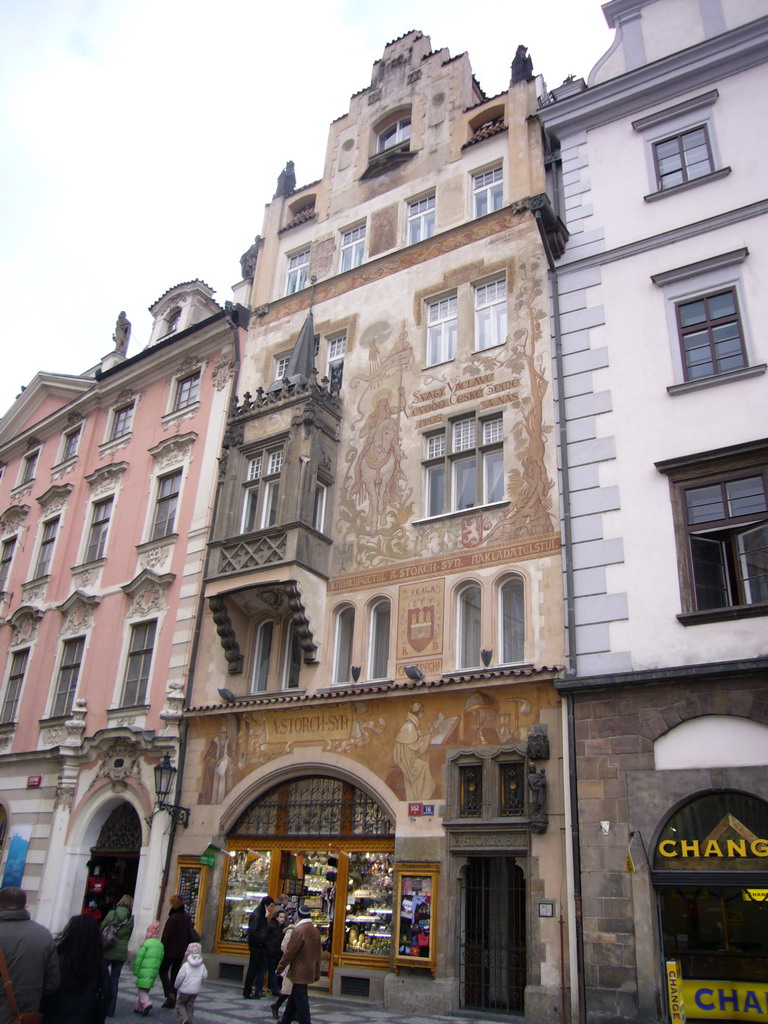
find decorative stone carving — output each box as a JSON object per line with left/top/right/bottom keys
{"left": 209, "top": 595, "right": 243, "bottom": 674}
{"left": 57, "top": 592, "right": 100, "bottom": 636}
{"left": 122, "top": 569, "right": 175, "bottom": 618}
{"left": 528, "top": 764, "right": 548, "bottom": 833}
{"left": 54, "top": 786, "right": 76, "bottom": 810}
{"left": 64, "top": 697, "right": 88, "bottom": 745}
{"left": 148, "top": 433, "right": 196, "bottom": 470}
{"left": 85, "top": 462, "right": 128, "bottom": 497}
{"left": 526, "top": 724, "right": 550, "bottom": 761}
{"left": 114, "top": 388, "right": 135, "bottom": 407}
{"left": 40, "top": 726, "right": 66, "bottom": 749}
{"left": 0, "top": 735, "right": 13, "bottom": 753}
{"left": 177, "top": 355, "right": 203, "bottom": 377}
{"left": 94, "top": 738, "right": 143, "bottom": 785}
{"left": 71, "top": 568, "right": 96, "bottom": 590}
{"left": 450, "top": 831, "right": 521, "bottom": 849}
{"left": 36, "top": 484, "right": 73, "bottom": 517}
{"left": 0, "top": 504, "right": 30, "bottom": 537}
{"left": 26, "top": 436, "right": 42, "bottom": 452}
{"left": 138, "top": 546, "right": 169, "bottom": 572}
{"left": 20, "top": 580, "right": 47, "bottom": 606}
{"left": 66, "top": 411, "right": 84, "bottom": 428}
{"left": 9, "top": 606, "right": 43, "bottom": 646}
{"left": 211, "top": 353, "right": 235, "bottom": 391}
{"left": 160, "top": 679, "right": 185, "bottom": 732}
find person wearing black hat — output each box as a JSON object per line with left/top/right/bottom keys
{"left": 275, "top": 906, "right": 321, "bottom": 1024}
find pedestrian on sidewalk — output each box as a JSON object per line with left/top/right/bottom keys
{"left": 133, "top": 921, "right": 164, "bottom": 1016}
{"left": 243, "top": 895, "right": 273, "bottom": 999}
{"left": 101, "top": 894, "right": 134, "bottom": 1017}
{"left": 275, "top": 905, "right": 321, "bottom": 1024}
{"left": 173, "top": 942, "right": 207, "bottom": 1024}
{"left": 270, "top": 913, "right": 295, "bottom": 1021}
{"left": 0, "top": 886, "right": 59, "bottom": 1024}
{"left": 159, "top": 895, "right": 195, "bottom": 1009}
{"left": 41, "top": 914, "right": 109, "bottom": 1024}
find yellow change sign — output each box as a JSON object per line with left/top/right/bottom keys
{"left": 666, "top": 961, "right": 686, "bottom": 1024}
{"left": 681, "top": 981, "right": 768, "bottom": 1022}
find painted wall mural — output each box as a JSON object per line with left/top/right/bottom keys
{"left": 194, "top": 684, "right": 557, "bottom": 806}
{"left": 334, "top": 251, "right": 556, "bottom": 575}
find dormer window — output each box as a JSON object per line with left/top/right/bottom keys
{"left": 378, "top": 117, "right": 411, "bottom": 152}
{"left": 165, "top": 307, "right": 182, "bottom": 336}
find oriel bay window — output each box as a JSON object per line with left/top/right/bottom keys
{"left": 424, "top": 416, "right": 504, "bottom": 517}
{"left": 241, "top": 448, "right": 283, "bottom": 532}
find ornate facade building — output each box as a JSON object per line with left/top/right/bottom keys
{"left": 539, "top": 1, "right": 768, "bottom": 1022}
{"left": 176, "top": 31, "right": 568, "bottom": 1020}
{"left": 0, "top": 283, "right": 245, "bottom": 934}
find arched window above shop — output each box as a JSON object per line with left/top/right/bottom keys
{"left": 654, "top": 790, "right": 768, "bottom": 871}
{"left": 457, "top": 584, "right": 481, "bottom": 669}
{"left": 655, "top": 716, "right": 768, "bottom": 770}
{"left": 368, "top": 599, "right": 391, "bottom": 680}
{"left": 333, "top": 606, "right": 355, "bottom": 684}
{"left": 499, "top": 575, "right": 525, "bottom": 664}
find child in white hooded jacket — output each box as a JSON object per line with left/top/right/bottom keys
{"left": 173, "top": 942, "right": 208, "bottom": 1023}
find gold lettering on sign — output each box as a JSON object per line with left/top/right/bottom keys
{"left": 267, "top": 710, "right": 351, "bottom": 746}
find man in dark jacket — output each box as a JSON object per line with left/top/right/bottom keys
{"left": 275, "top": 905, "right": 321, "bottom": 1024}
{"left": 0, "top": 886, "right": 59, "bottom": 1024}
{"left": 158, "top": 894, "right": 194, "bottom": 1009}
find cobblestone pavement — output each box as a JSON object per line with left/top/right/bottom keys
{"left": 111, "top": 977, "right": 521, "bottom": 1024}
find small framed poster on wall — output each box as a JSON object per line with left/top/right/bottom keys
{"left": 393, "top": 861, "right": 439, "bottom": 978}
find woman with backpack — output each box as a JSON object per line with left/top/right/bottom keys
{"left": 101, "top": 894, "right": 134, "bottom": 1016}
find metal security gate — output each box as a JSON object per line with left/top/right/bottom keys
{"left": 459, "top": 857, "right": 526, "bottom": 1014}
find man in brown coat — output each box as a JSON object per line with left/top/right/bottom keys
{"left": 275, "top": 905, "right": 321, "bottom": 1024}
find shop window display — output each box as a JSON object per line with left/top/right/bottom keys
{"left": 220, "top": 850, "right": 271, "bottom": 944}
{"left": 343, "top": 852, "right": 394, "bottom": 958}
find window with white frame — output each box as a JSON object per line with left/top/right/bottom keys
{"left": 340, "top": 225, "right": 366, "bottom": 273}
{"left": 174, "top": 370, "right": 201, "bottom": 411}
{"left": 251, "top": 620, "right": 274, "bottom": 693}
{"left": 327, "top": 334, "right": 346, "bottom": 390}
{"left": 475, "top": 279, "right": 507, "bottom": 351}
{"left": 62, "top": 427, "right": 81, "bottom": 462}
{"left": 286, "top": 249, "right": 310, "bottom": 295}
{"left": 151, "top": 470, "right": 182, "bottom": 540}
{"left": 499, "top": 576, "right": 525, "bottom": 663}
{"left": 111, "top": 403, "right": 134, "bottom": 441}
{"left": 473, "top": 166, "right": 503, "bottom": 218}
{"left": 408, "top": 194, "right": 435, "bottom": 244}
{"left": 52, "top": 636, "right": 84, "bottom": 717}
{"left": 85, "top": 497, "right": 113, "bottom": 562}
{"left": 283, "top": 622, "right": 302, "bottom": 690}
{"left": 20, "top": 450, "right": 39, "bottom": 485}
{"left": 378, "top": 116, "right": 411, "bottom": 152}
{"left": 424, "top": 416, "right": 504, "bottom": 517}
{"left": 333, "top": 606, "right": 355, "bottom": 684}
{"left": 313, "top": 481, "right": 328, "bottom": 532}
{"left": 426, "top": 295, "right": 457, "bottom": 366}
{"left": 241, "top": 447, "right": 283, "bottom": 532}
{"left": 1, "top": 649, "right": 28, "bottom": 724}
{"left": 368, "top": 599, "right": 391, "bottom": 680}
{"left": 457, "top": 584, "right": 481, "bottom": 669}
{"left": 0, "top": 537, "right": 16, "bottom": 591}
{"left": 35, "top": 517, "right": 59, "bottom": 577}
{"left": 275, "top": 354, "right": 291, "bottom": 380}
{"left": 121, "top": 620, "right": 156, "bottom": 706}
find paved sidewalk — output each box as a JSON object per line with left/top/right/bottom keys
{"left": 112, "top": 977, "right": 520, "bottom": 1024}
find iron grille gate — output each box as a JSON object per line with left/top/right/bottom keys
{"left": 459, "top": 857, "right": 526, "bottom": 1014}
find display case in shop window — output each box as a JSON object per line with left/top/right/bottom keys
{"left": 218, "top": 850, "right": 271, "bottom": 946}
{"left": 342, "top": 852, "right": 394, "bottom": 963}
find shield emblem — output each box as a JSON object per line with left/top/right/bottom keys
{"left": 407, "top": 604, "right": 435, "bottom": 653}
{"left": 461, "top": 515, "right": 483, "bottom": 547}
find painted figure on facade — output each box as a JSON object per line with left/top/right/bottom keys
{"left": 201, "top": 725, "right": 234, "bottom": 804}
{"left": 350, "top": 387, "right": 407, "bottom": 529}
{"left": 393, "top": 702, "right": 435, "bottom": 801}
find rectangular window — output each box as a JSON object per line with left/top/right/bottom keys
{"left": 500, "top": 763, "right": 525, "bottom": 815}
{"left": 313, "top": 482, "right": 327, "bottom": 532}
{"left": 327, "top": 334, "right": 346, "bottom": 390}
{"left": 174, "top": 371, "right": 201, "bottom": 410}
{"left": 653, "top": 127, "right": 713, "bottom": 190}
{"left": 151, "top": 470, "right": 182, "bottom": 540}
{"left": 676, "top": 289, "right": 746, "bottom": 381}
{"left": 62, "top": 428, "right": 81, "bottom": 461}
{"left": 85, "top": 497, "right": 113, "bottom": 562}
{"left": 52, "top": 637, "right": 84, "bottom": 717}
{"left": 427, "top": 296, "right": 457, "bottom": 366}
{"left": 473, "top": 166, "right": 503, "bottom": 218}
{"left": 276, "top": 355, "right": 290, "bottom": 380}
{"left": 247, "top": 456, "right": 262, "bottom": 481}
{"left": 340, "top": 224, "right": 366, "bottom": 272}
{"left": 35, "top": 518, "right": 59, "bottom": 577}
{"left": 111, "top": 403, "right": 134, "bottom": 440}
{"left": 121, "top": 621, "right": 156, "bottom": 706}
{"left": 242, "top": 484, "right": 260, "bottom": 533}
{"left": 459, "top": 763, "right": 483, "bottom": 817}
{"left": 286, "top": 249, "right": 310, "bottom": 295}
{"left": 1, "top": 649, "right": 28, "bottom": 724}
{"left": 475, "top": 279, "right": 507, "bottom": 350}
{"left": 424, "top": 416, "right": 504, "bottom": 516}
{"left": 408, "top": 194, "right": 435, "bottom": 245}
{"left": 0, "top": 537, "right": 16, "bottom": 591}
{"left": 262, "top": 480, "right": 280, "bottom": 528}
{"left": 21, "top": 450, "right": 39, "bottom": 484}
{"left": 241, "top": 447, "right": 283, "bottom": 532}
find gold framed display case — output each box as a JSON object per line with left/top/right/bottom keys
{"left": 175, "top": 859, "right": 209, "bottom": 935}
{"left": 393, "top": 862, "right": 439, "bottom": 978}
{"left": 216, "top": 847, "right": 272, "bottom": 952}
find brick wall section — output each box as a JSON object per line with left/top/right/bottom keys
{"left": 572, "top": 675, "right": 768, "bottom": 1024}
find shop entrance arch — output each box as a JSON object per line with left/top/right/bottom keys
{"left": 654, "top": 791, "right": 768, "bottom": 1020}
{"left": 81, "top": 801, "right": 142, "bottom": 920}
{"left": 216, "top": 775, "right": 394, "bottom": 986}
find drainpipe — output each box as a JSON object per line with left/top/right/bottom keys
{"left": 155, "top": 310, "right": 244, "bottom": 920}
{"left": 532, "top": 181, "right": 586, "bottom": 1023}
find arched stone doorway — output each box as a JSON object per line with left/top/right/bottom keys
{"left": 82, "top": 801, "right": 142, "bottom": 920}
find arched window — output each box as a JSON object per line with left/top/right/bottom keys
{"left": 369, "top": 599, "right": 391, "bottom": 679}
{"left": 378, "top": 116, "right": 411, "bottom": 152}
{"left": 333, "top": 606, "right": 355, "bottom": 684}
{"left": 251, "top": 620, "right": 273, "bottom": 693}
{"left": 499, "top": 576, "right": 525, "bottom": 663}
{"left": 283, "top": 622, "right": 302, "bottom": 690}
{"left": 458, "top": 584, "right": 481, "bottom": 669}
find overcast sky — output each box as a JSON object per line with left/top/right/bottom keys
{"left": 0, "top": 0, "right": 614, "bottom": 418}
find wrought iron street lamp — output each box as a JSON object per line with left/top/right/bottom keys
{"left": 152, "top": 754, "right": 190, "bottom": 828}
